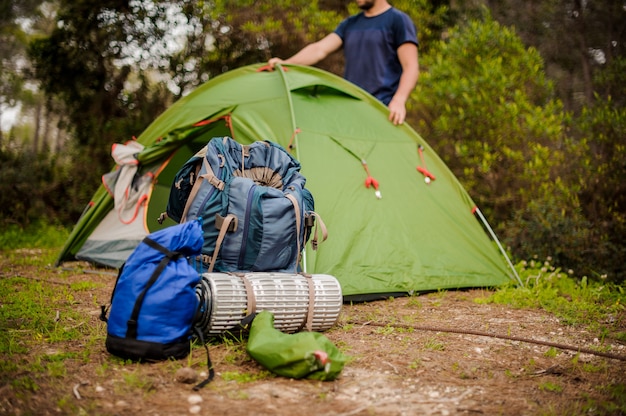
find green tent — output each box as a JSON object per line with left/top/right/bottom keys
{"left": 56, "top": 63, "right": 519, "bottom": 300}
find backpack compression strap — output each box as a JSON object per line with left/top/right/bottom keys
{"left": 308, "top": 212, "right": 328, "bottom": 250}
{"left": 207, "top": 214, "right": 237, "bottom": 272}
{"left": 285, "top": 193, "right": 302, "bottom": 273}
{"left": 125, "top": 237, "right": 182, "bottom": 339}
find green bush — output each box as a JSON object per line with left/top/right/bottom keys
{"left": 0, "top": 144, "right": 88, "bottom": 228}
{"left": 413, "top": 12, "right": 624, "bottom": 282}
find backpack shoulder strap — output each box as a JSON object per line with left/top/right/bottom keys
{"left": 181, "top": 158, "right": 225, "bottom": 223}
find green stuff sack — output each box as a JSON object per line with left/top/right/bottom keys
{"left": 246, "top": 310, "right": 347, "bottom": 381}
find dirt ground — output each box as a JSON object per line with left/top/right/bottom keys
{"left": 2, "top": 261, "right": 626, "bottom": 416}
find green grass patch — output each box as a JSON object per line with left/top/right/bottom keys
{"left": 121, "top": 370, "right": 157, "bottom": 392}
{"left": 0, "top": 221, "right": 69, "bottom": 250}
{"left": 0, "top": 276, "right": 90, "bottom": 348}
{"left": 539, "top": 381, "right": 563, "bottom": 393}
{"left": 477, "top": 257, "right": 626, "bottom": 335}
{"left": 423, "top": 337, "right": 445, "bottom": 351}
{"left": 220, "top": 370, "right": 272, "bottom": 383}
{"left": 544, "top": 347, "right": 559, "bottom": 358}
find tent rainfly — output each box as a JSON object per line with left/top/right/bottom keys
{"left": 55, "top": 63, "right": 520, "bottom": 301}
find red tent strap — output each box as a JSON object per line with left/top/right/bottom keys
{"left": 287, "top": 128, "right": 301, "bottom": 151}
{"left": 416, "top": 145, "right": 436, "bottom": 183}
{"left": 362, "top": 159, "right": 381, "bottom": 199}
{"left": 256, "top": 64, "right": 288, "bottom": 73}
{"left": 194, "top": 114, "right": 232, "bottom": 128}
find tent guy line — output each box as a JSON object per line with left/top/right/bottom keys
{"left": 346, "top": 320, "right": 626, "bottom": 362}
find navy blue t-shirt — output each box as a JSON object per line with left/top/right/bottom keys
{"left": 334, "top": 8, "right": 418, "bottom": 105}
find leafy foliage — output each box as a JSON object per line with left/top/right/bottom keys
{"left": 413, "top": 12, "right": 623, "bottom": 280}
{"left": 28, "top": 1, "right": 177, "bottom": 167}
{"left": 0, "top": 129, "right": 108, "bottom": 225}
{"left": 0, "top": 0, "right": 46, "bottom": 139}
{"left": 570, "top": 98, "right": 626, "bottom": 280}
{"left": 159, "top": 0, "right": 345, "bottom": 96}
{"left": 484, "top": 0, "right": 626, "bottom": 112}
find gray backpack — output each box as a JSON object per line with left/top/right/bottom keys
{"left": 162, "top": 136, "right": 326, "bottom": 273}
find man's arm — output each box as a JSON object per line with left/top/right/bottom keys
{"left": 388, "top": 42, "right": 419, "bottom": 125}
{"left": 269, "top": 33, "right": 343, "bottom": 68}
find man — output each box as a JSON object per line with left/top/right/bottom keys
{"left": 268, "top": 0, "right": 419, "bottom": 125}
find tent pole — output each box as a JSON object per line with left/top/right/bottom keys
{"left": 474, "top": 207, "right": 523, "bottom": 286}
{"left": 275, "top": 64, "right": 302, "bottom": 161}
{"left": 275, "top": 63, "right": 308, "bottom": 272}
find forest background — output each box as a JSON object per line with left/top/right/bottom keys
{"left": 0, "top": 0, "right": 624, "bottom": 284}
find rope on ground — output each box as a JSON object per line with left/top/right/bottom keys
{"left": 345, "top": 320, "right": 626, "bottom": 362}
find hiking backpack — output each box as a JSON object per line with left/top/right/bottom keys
{"left": 101, "top": 220, "right": 205, "bottom": 362}
{"left": 163, "top": 136, "right": 326, "bottom": 273}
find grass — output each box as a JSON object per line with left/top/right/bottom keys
{"left": 0, "top": 221, "right": 68, "bottom": 264}
{"left": 539, "top": 381, "right": 563, "bottom": 393}
{"left": 423, "top": 336, "right": 445, "bottom": 351}
{"left": 0, "top": 221, "right": 68, "bottom": 248}
{"left": 0, "top": 274, "right": 102, "bottom": 349}
{"left": 3, "top": 225, "right": 625, "bottom": 350}
{"left": 220, "top": 370, "right": 272, "bottom": 383}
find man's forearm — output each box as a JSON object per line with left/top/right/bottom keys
{"left": 393, "top": 68, "right": 419, "bottom": 104}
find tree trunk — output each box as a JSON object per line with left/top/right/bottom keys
{"left": 0, "top": 108, "right": 4, "bottom": 146}
{"left": 573, "top": 0, "right": 593, "bottom": 103}
{"left": 33, "top": 103, "right": 41, "bottom": 152}
{"left": 42, "top": 103, "right": 51, "bottom": 152}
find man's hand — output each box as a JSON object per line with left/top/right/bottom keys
{"left": 267, "top": 57, "right": 284, "bottom": 70}
{"left": 387, "top": 98, "right": 407, "bottom": 125}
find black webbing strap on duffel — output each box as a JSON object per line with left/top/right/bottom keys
{"left": 126, "top": 237, "right": 182, "bottom": 339}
